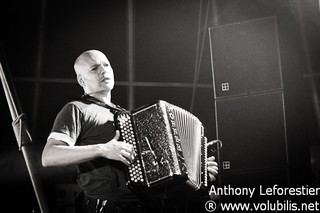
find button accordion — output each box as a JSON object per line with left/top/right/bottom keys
{"left": 115, "top": 100, "right": 208, "bottom": 192}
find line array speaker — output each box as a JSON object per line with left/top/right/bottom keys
{"left": 209, "top": 16, "right": 289, "bottom": 187}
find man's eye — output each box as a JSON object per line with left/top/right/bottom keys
{"left": 103, "top": 63, "right": 109, "bottom": 67}
{"left": 91, "top": 66, "right": 98, "bottom": 71}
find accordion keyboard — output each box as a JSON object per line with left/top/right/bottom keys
{"left": 117, "top": 113, "right": 144, "bottom": 184}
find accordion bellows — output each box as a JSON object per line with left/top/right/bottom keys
{"left": 115, "top": 100, "right": 208, "bottom": 191}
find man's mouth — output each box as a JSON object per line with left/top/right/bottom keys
{"left": 101, "top": 77, "right": 111, "bottom": 82}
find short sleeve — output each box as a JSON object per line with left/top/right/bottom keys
{"left": 48, "top": 103, "right": 82, "bottom": 146}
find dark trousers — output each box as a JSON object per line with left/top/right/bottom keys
{"left": 79, "top": 195, "right": 180, "bottom": 213}
{"left": 83, "top": 198, "right": 141, "bottom": 213}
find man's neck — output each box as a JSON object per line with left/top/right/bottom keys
{"left": 86, "top": 91, "right": 111, "bottom": 105}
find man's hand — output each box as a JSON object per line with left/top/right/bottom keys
{"left": 98, "top": 130, "right": 136, "bottom": 166}
{"left": 207, "top": 156, "right": 218, "bottom": 181}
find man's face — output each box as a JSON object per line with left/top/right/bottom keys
{"left": 76, "top": 51, "right": 115, "bottom": 94}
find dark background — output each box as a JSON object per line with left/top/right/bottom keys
{"left": 0, "top": 0, "right": 319, "bottom": 212}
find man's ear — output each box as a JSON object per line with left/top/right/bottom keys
{"left": 77, "top": 74, "right": 85, "bottom": 87}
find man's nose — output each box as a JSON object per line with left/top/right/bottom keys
{"left": 100, "top": 67, "right": 106, "bottom": 74}
{"left": 100, "top": 65, "right": 108, "bottom": 74}
{"left": 100, "top": 66, "right": 112, "bottom": 77}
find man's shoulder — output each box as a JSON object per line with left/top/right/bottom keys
{"left": 65, "top": 98, "right": 110, "bottom": 114}
{"left": 59, "top": 98, "right": 91, "bottom": 113}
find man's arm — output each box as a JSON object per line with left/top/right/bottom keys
{"left": 41, "top": 131, "right": 135, "bottom": 167}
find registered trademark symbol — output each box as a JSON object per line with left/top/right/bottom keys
{"left": 205, "top": 200, "right": 217, "bottom": 212}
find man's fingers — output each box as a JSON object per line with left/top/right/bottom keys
{"left": 119, "top": 155, "right": 131, "bottom": 166}
{"left": 209, "top": 173, "right": 216, "bottom": 182}
{"left": 114, "top": 131, "right": 137, "bottom": 157}
{"left": 113, "top": 130, "right": 120, "bottom": 141}
{"left": 208, "top": 165, "right": 218, "bottom": 182}
{"left": 207, "top": 156, "right": 216, "bottom": 161}
{"left": 207, "top": 161, "right": 218, "bottom": 167}
{"left": 120, "top": 149, "right": 136, "bottom": 164}
{"left": 121, "top": 144, "right": 136, "bottom": 158}
{"left": 208, "top": 166, "right": 218, "bottom": 175}
{"left": 207, "top": 157, "right": 218, "bottom": 182}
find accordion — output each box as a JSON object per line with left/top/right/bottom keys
{"left": 114, "top": 100, "right": 208, "bottom": 192}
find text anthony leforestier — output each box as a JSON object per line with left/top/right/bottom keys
{"left": 209, "top": 184, "right": 320, "bottom": 198}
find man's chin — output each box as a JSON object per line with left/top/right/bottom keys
{"left": 101, "top": 82, "right": 114, "bottom": 90}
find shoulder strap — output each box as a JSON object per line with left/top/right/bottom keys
{"left": 75, "top": 93, "right": 128, "bottom": 114}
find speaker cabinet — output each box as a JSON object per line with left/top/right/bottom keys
{"left": 209, "top": 16, "right": 282, "bottom": 99}
{"left": 209, "top": 16, "right": 289, "bottom": 187}
{"left": 214, "top": 91, "right": 288, "bottom": 172}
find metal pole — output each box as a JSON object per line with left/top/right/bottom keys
{"left": 297, "top": 0, "right": 320, "bottom": 135}
{"left": 0, "top": 62, "right": 50, "bottom": 213}
{"left": 127, "top": 0, "right": 135, "bottom": 111}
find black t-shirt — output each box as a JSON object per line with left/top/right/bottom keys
{"left": 48, "top": 97, "right": 138, "bottom": 202}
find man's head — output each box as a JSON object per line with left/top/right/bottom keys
{"left": 74, "top": 50, "right": 114, "bottom": 95}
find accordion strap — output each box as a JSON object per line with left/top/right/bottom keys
{"left": 79, "top": 93, "right": 128, "bottom": 114}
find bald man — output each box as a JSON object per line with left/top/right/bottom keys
{"left": 41, "top": 50, "right": 218, "bottom": 213}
